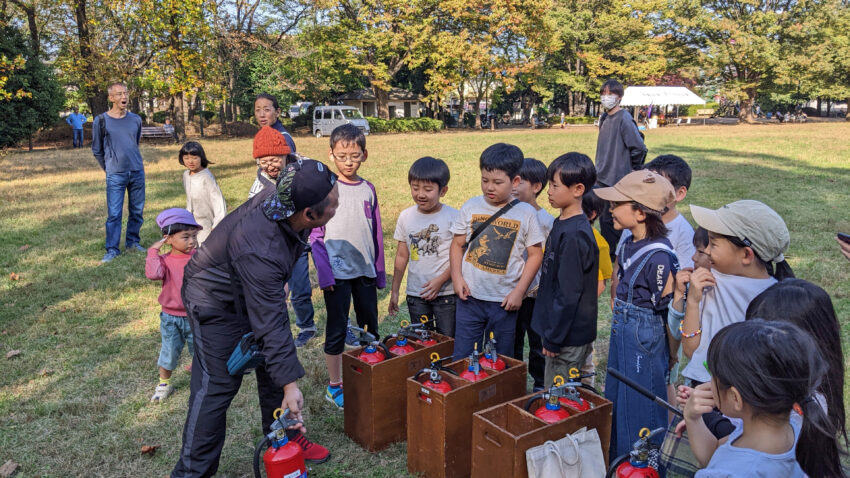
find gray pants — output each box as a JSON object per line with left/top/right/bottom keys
{"left": 544, "top": 342, "right": 593, "bottom": 385}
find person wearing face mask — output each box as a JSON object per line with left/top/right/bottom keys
{"left": 594, "top": 79, "right": 647, "bottom": 259}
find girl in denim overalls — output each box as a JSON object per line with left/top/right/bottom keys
{"left": 595, "top": 170, "right": 679, "bottom": 459}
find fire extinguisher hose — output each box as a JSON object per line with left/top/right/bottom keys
{"left": 523, "top": 392, "right": 544, "bottom": 412}
{"left": 253, "top": 435, "right": 270, "bottom": 478}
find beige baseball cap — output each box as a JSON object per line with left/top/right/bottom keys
{"left": 594, "top": 170, "right": 675, "bottom": 213}
{"left": 690, "top": 200, "right": 790, "bottom": 263}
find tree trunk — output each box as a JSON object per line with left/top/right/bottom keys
{"left": 74, "top": 0, "right": 107, "bottom": 115}
{"left": 173, "top": 93, "right": 185, "bottom": 140}
{"left": 474, "top": 94, "right": 483, "bottom": 129}
{"left": 374, "top": 85, "right": 390, "bottom": 119}
{"left": 219, "top": 102, "right": 227, "bottom": 135}
{"left": 739, "top": 89, "right": 756, "bottom": 123}
{"left": 9, "top": 0, "right": 39, "bottom": 57}
{"left": 816, "top": 97, "right": 822, "bottom": 116}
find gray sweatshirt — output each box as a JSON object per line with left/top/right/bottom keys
{"left": 594, "top": 109, "right": 647, "bottom": 186}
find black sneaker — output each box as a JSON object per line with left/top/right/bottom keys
{"left": 294, "top": 330, "right": 315, "bottom": 348}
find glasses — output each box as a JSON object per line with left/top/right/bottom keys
{"left": 331, "top": 152, "right": 364, "bottom": 164}
{"left": 258, "top": 158, "right": 282, "bottom": 167}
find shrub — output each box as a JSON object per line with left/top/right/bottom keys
{"left": 365, "top": 117, "right": 443, "bottom": 133}
{"left": 547, "top": 116, "right": 596, "bottom": 125}
{"left": 684, "top": 102, "right": 718, "bottom": 116}
{"left": 153, "top": 111, "right": 169, "bottom": 124}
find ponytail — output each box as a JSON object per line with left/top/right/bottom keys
{"left": 798, "top": 396, "right": 846, "bottom": 478}
{"left": 770, "top": 259, "right": 795, "bottom": 281}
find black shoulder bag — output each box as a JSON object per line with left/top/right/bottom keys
{"left": 462, "top": 199, "right": 519, "bottom": 251}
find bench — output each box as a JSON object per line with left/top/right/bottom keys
{"left": 141, "top": 126, "right": 175, "bottom": 140}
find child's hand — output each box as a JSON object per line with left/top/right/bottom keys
{"left": 675, "top": 419, "right": 687, "bottom": 438}
{"left": 153, "top": 236, "right": 168, "bottom": 249}
{"left": 453, "top": 278, "right": 470, "bottom": 300}
{"left": 388, "top": 292, "right": 400, "bottom": 315}
{"left": 542, "top": 347, "right": 559, "bottom": 357}
{"left": 322, "top": 285, "right": 334, "bottom": 292}
{"left": 676, "top": 385, "right": 694, "bottom": 407}
{"left": 675, "top": 268, "right": 693, "bottom": 296}
{"left": 687, "top": 268, "right": 716, "bottom": 303}
{"left": 420, "top": 278, "right": 443, "bottom": 301}
{"left": 684, "top": 383, "right": 715, "bottom": 421}
{"left": 501, "top": 288, "right": 523, "bottom": 311}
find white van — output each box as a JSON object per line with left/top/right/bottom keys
{"left": 313, "top": 106, "right": 370, "bottom": 138}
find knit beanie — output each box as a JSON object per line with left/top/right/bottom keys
{"left": 253, "top": 125, "right": 291, "bottom": 159}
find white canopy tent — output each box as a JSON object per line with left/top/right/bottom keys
{"left": 620, "top": 86, "right": 706, "bottom": 106}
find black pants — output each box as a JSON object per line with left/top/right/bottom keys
{"left": 513, "top": 297, "right": 544, "bottom": 390}
{"left": 599, "top": 198, "right": 622, "bottom": 262}
{"left": 406, "top": 294, "right": 457, "bottom": 337}
{"left": 323, "top": 276, "right": 379, "bottom": 355}
{"left": 172, "top": 301, "right": 283, "bottom": 478}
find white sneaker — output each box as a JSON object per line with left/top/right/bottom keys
{"left": 151, "top": 383, "right": 174, "bottom": 402}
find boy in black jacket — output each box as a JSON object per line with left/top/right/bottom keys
{"left": 531, "top": 153, "right": 599, "bottom": 385}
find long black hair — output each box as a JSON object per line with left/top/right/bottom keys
{"left": 708, "top": 320, "right": 846, "bottom": 478}
{"left": 746, "top": 279, "right": 847, "bottom": 446}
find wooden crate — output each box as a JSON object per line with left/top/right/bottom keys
{"left": 343, "top": 333, "right": 454, "bottom": 451}
{"left": 406, "top": 354, "right": 528, "bottom": 478}
{"left": 470, "top": 388, "right": 613, "bottom": 478}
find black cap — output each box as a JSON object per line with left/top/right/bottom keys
{"left": 262, "top": 156, "right": 338, "bottom": 221}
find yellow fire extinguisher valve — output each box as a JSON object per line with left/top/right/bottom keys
{"left": 400, "top": 319, "right": 409, "bottom": 327}
{"left": 639, "top": 427, "right": 651, "bottom": 439}
{"left": 553, "top": 375, "right": 565, "bottom": 387}
{"left": 568, "top": 367, "right": 580, "bottom": 379}
{"left": 430, "top": 352, "right": 441, "bottom": 363}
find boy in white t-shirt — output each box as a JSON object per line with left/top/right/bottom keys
{"left": 389, "top": 157, "right": 459, "bottom": 336}
{"left": 449, "top": 143, "right": 545, "bottom": 360}
{"left": 511, "top": 158, "right": 554, "bottom": 390}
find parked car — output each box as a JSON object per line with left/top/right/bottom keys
{"left": 288, "top": 101, "right": 313, "bottom": 119}
{"left": 313, "top": 105, "right": 370, "bottom": 137}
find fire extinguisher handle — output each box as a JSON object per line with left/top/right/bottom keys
{"left": 378, "top": 342, "right": 391, "bottom": 357}
{"left": 523, "top": 393, "right": 544, "bottom": 412}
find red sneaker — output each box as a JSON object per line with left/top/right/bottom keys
{"left": 291, "top": 431, "right": 330, "bottom": 464}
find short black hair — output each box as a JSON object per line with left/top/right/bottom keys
{"left": 160, "top": 223, "right": 201, "bottom": 236}
{"left": 547, "top": 152, "right": 597, "bottom": 191}
{"left": 582, "top": 186, "right": 607, "bottom": 222}
{"left": 178, "top": 141, "right": 212, "bottom": 168}
{"left": 600, "top": 79, "right": 624, "bottom": 98}
{"left": 480, "top": 143, "right": 523, "bottom": 178}
{"left": 644, "top": 154, "right": 692, "bottom": 190}
{"left": 693, "top": 226, "right": 709, "bottom": 249}
{"left": 519, "top": 158, "right": 547, "bottom": 196}
{"left": 409, "top": 156, "right": 450, "bottom": 189}
{"left": 330, "top": 123, "right": 366, "bottom": 152}
{"left": 255, "top": 93, "right": 279, "bottom": 110}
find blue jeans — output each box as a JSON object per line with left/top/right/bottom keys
{"left": 452, "top": 296, "right": 518, "bottom": 360}
{"left": 73, "top": 129, "right": 83, "bottom": 148}
{"left": 157, "top": 312, "right": 194, "bottom": 370}
{"left": 288, "top": 251, "right": 315, "bottom": 332}
{"left": 605, "top": 298, "right": 669, "bottom": 458}
{"left": 105, "top": 170, "right": 145, "bottom": 254}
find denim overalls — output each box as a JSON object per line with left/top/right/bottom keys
{"left": 605, "top": 245, "right": 678, "bottom": 459}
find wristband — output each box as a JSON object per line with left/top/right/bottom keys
{"left": 679, "top": 322, "right": 702, "bottom": 338}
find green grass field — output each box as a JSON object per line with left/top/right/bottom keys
{"left": 1, "top": 123, "right": 849, "bottom": 477}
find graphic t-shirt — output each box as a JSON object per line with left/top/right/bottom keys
{"left": 394, "top": 204, "right": 459, "bottom": 297}
{"left": 450, "top": 196, "right": 545, "bottom": 302}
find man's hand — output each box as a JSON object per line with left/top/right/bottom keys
{"left": 542, "top": 347, "right": 559, "bottom": 357}
{"left": 684, "top": 383, "right": 715, "bottom": 422}
{"left": 388, "top": 292, "right": 400, "bottom": 315}
{"left": 838, "top": 236, "right": 850, "bottom": 262}
{"left": 501, "top": 287, "right": 524, "bottom": 311}
{"left": 281, "top": 382, "right": 306, "bottom": 434}
{"left": 453, "top": 278, "right": 470, "bottom": 300}
{"left": 420, "top": 277, "right": 444, "bottom": 301}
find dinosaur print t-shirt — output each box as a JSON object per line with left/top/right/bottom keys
{"left": 394, "top": 204, "right": 459, "bottom": 298}
{"left": 451, "top": 195, "right": 545, "bottom": 302}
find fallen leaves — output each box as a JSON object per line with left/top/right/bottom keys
{"left": 140, "top": 445, "right": 160, "bottom": 456}
{"left": 0, "top": 460, "right": 19, "bottom": 477}
{"left": 5, "top": 350, "right": 20, "bottom": 360}
{"left": 18, "top": 244, "right": 30, "bottom": 252}
{"left": 8, "top": 273, "right": 19, "bottom": 281}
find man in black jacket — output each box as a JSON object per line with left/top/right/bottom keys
{"left": 172, "top": 159, "right": 339, "bottom": 477}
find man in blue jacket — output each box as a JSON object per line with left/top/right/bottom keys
{"left": 92, "top": 82, "right": 145, "bottom": 263}
{"left": 65, "top": 107, "right": 87, "bottom": 148}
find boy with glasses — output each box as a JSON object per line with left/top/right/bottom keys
{"left": 310, "top": 124, "right": 385, "bottom": 409}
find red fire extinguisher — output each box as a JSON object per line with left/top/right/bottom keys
{"left": 353, "top": 325, "right": 391, "bottom": 364}
{"left": 415, "top": 352, "right": 459, "bottom": 394}
{"left": 478, "top": 332, "right": 505, "bottom": 371}
{"left": 524, "top": 374, "right": 593, "bottom": 424}
{"left": 383, "top": 319, "right": 418, "bottom": 355}
{"left": 253, "top": 408, "right": 307, "bottom": 478}
{"left": 459, "top": 342, "right": 489, "bottom": 382}
{"left": 609, "top": 427, "right": 664, "bottom": 478}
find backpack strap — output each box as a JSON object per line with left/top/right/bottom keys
{"left": 619, "top": 243, "right": 677, "bottom": 273}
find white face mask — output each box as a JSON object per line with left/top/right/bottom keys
{"left": 601, "top": 94, "right": 620, "bottom": 110}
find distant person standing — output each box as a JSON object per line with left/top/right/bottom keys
{"left": 594, "top": 79, "right": 647, "bottom": 258}
{"left": 66, "top": 107, "right": 87, "bottom": 148}
{"left": 92, "top": 82, "right": 145, "bottom": 263}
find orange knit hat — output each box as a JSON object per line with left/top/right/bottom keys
{"left": 253, "top": 126, "right": 291, "bottom": 159}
